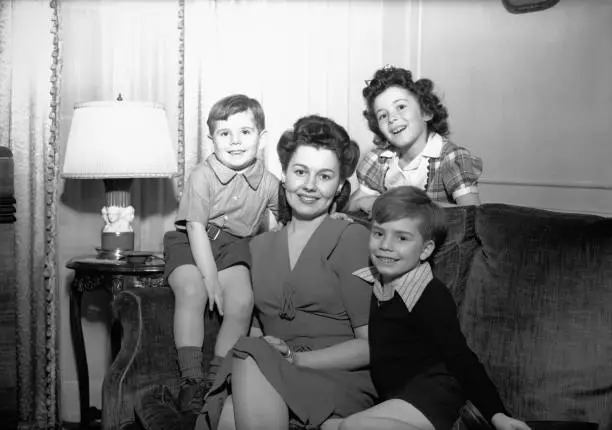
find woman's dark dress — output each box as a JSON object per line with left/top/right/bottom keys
{"left": 202, "top": 217, "right": 376, "bottom": 428}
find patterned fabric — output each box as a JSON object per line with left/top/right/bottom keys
{"left": 355, "top": 134, "right": 483, "bottom": 204}
{"left": 353, "top": 262, "right": 433, "bottom": 311}
{"left": 381, "top": 134, "right": 443, "bottom": 192}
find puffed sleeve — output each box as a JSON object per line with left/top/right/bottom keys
{"left": 355, "top": 150, "right": 383, "bottom": 194}
{"left": 440, "top": 147, "right": 483, "bottom": 200}
{"left": 328, "top": 223, "right": 373, "bottom": 328}
{"left": 175, "top": 163, "right": 212, "bottom": 228}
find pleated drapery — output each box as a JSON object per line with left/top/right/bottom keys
{"left": 2, "top": 0, "right": 397, "bottom": 425}
{"left": 0, "top": 0, "right": 61, "bottom": 428}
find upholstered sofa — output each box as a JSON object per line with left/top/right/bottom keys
{"left": 102, "top": 203, "right": 612, "bottom": 430}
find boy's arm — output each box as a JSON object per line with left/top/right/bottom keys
{"left": 266, "top": 178, "right": 282, "bottom": 230}
{"left": 267, "top": 178, "right": 281, "bottom": 220}
{"left": 416, "top": 285, "right": 508, "bottom": 421}
{"left": 186, "top": 221, "right": 223, "bottom": 314}
{"left": 248, "top": 325, "right": 263, "bottom": 337}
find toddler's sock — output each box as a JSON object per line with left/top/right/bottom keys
{"left": 176, "top": 347, "right": 206, "bottom": 413}
{"left": 177, "top": 346, "right": 204, "bottom": 382}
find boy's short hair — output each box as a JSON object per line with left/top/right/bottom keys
{"left": 207, "top": 94, "right": 265, "bottom": 134}
{"left": 371, "top": 186, "right": 447, "bottom": 250}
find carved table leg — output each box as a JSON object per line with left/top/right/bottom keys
{"left": 109, "top": 275, "right": 125, "bottom": 361}
{"left": 69, "top": 278, "right": 91, "bottom": 428}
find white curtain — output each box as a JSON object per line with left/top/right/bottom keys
{"left": 0, "top": 0, "right": 60, "bottom": 428}
{"left": 183, "top": 0, "right": 388, "bottom": 185}
{"left": 57, "top": 0, "right": 180, "bottom": 422}
{"left": 55, "top": 0, "right": 405, "bottom": 423}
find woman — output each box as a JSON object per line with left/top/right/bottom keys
{"left": 202, "top": 115, "right": 377, "bottom": 430}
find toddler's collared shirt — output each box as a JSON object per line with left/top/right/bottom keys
{"left": 358, "top": 133, "right": 444, "bottom": 195}
{"left": 175, "top": 153, "right": 279, "bottom": 237}
{"left": 352, "top": 262, "right": 433, "bottom": 311}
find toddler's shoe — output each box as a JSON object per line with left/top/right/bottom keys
{"left": 178, "top": 377, "right": 208, "bottom": 414}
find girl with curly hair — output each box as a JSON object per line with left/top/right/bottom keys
{"left": 348, "top": 66, "right": 483, "bottom": 215}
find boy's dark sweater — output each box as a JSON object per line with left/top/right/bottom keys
{"left": 368, "top": 277, "right": 508, "bottom": 422}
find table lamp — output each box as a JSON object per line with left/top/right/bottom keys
{"left": 61, "top": 98, "right": 178, "bottom": 259}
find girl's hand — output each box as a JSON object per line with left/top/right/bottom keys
{"left": 491, "top": 413, "right": 531, "bottom": 430}
{"left": 263, "top": 335, "right": 295, "bottom": 364}
{"left": 357, "top": 196, "right": 376, "bottom": 217}
{"left": 329, "top": 212, "right": 354, "bottom": 222}
{"left": 269, "top": 222, "right": 285, "bottom": 232}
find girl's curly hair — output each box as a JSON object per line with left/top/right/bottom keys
{"left": 362, "top": 66, "right": 449, "bottom": 146}
{"left": 276, "top": 115, "right": 360, "bottom": 223}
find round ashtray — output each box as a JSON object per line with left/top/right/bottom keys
{"left": 121, "top": 251, "right": 153, "bottom": 264}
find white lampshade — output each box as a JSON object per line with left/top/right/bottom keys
{"left": 62, "top": 101, "right": 178, "bottom": 179}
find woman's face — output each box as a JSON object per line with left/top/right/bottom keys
{"left": 283, "top": 145, "right": 343, "bottom": 221}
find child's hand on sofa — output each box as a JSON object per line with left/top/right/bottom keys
{"left": 491, "top": 413, "right": 531, "bottom": 430}
{"left": 329, "top": 211, "right": 353, "bottom": 222}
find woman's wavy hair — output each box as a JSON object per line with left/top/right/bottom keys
{"left": 362, "top": 66, "right": 449, "bottom": 147}
{"left": 277, "top": 115, "right": 360, "bottom": 224}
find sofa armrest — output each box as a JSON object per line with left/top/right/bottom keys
{"left": 102, "top": 286, "right": 221, "bottom": 430}
{"left": 102, "top": 287, "right": 179, "bottom": 430}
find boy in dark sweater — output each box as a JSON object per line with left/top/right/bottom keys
{"left": 348, "top": 186, "right": 530, "bottom": 430}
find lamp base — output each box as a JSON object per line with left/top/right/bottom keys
{"left": 100, "top": 231, "right": 134, "bottom": 259}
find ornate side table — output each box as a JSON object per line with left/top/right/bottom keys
{"left": 66, "top": 254, "right": 165, "bottom": 429}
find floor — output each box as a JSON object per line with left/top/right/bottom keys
{"left": 0, "top": 410, "right": 91, "bottom": 430}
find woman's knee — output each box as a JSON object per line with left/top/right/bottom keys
{"left": 338, "top": 416, "right": 364, "bottom": 430}
{"left": 168, "top": 265, "right": 207, "bottom": 304}
{"left": 218, "top": 396, "right": 236, "bottom": 430}
{"left": 232, "top": 354, "right": 257, "bottom": 376}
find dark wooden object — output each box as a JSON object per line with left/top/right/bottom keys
{"left": 0, "top": 148, "right": 16, "bottom": 414}
{"left": 66, "top": 255, "right": 165, "bottom": 429}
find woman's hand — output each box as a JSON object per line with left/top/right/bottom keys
{"left": 491, "top": 413, "right": 531, "bottom": 430}
{"left": 263, "top": 335, "right": 295, "bottom": 364}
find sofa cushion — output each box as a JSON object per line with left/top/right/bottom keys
{"left": 461, "top": 204, "right": 612, "bottom": 428}
{"left": 432, "top": 205, "right": 478, "bottom": 310}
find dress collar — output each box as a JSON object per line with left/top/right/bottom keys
{"left": 377, "top": 132, "right": 445, "bottom": 161}
{"left": 208, "top": 153, "right": 265, "bottom": 190}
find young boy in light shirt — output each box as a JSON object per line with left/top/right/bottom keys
{"left": 162, "top": 94, "right": 279, "bottom": 413}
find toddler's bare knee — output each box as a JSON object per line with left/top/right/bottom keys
{"left": 171, "top": 279, "right": 207, "bottom": 304}
{"left": 224, "top": 287, "right": 254, "bottom": 317}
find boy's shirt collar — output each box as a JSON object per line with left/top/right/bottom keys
{"left": 353, "top": 262, "right": 433, "bottom": 311}
{"left": 378, "top": 132, "right": 445, "bottom": 161}
{"left": 208, "top": 153, "right": 264, "bottom": 190}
